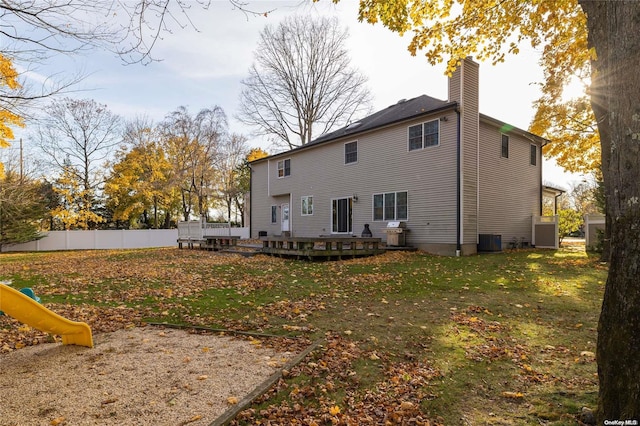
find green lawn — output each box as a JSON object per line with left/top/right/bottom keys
{"left": 0, "top": 245, "right": 605, "bottom": 424}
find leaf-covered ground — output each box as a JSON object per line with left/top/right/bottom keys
{"left": 0, "top": 245, "right": 605, "bottom": 424}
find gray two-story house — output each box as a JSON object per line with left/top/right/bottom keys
{"left": 249, "top": 57, "right": 547, "bottom": 255}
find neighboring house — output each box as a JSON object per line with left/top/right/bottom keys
{"left": 249, "top": 57, "right": 547, "bottom": 255}
{"left": 543, "top": 185, "right": 566, "bottom": 215}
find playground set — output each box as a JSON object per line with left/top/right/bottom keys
{"left": 0, "top": 282, "right": 93, "bottom": 348}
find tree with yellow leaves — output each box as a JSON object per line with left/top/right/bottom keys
{"left": 0, "top": 53, "right": 25, "bottom": 177}
{"left": 104, "top": 122, "right": 175, "bottom": 229}
{"left": 159, "top": 106, "right": 228, "bottom": 221}
{"left": 324, "top": 0, "right": 640, "bottom": 420}
{"left": 51, "top": 160, "right": 104, "bottom": 230}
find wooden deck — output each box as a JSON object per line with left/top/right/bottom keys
{"left": 177, "top": 236, "right": 241, "bottom": 251}
{"left": 260, "top": 236, "right": 382, "bottom": 260}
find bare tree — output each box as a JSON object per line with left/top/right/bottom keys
{"left": 1, "top": 1, "right": 121, "bottom": 125}
{"left": 567, "top": 178, "right": 601, "bottom": 215}
{"left": 159, "top": 106, "right": 227, "bottom": 221}
{"left": 1, "top": 1, "right": 272, "bottom": 65}
{"left": 237, "top": 15, "right": 372, "bottom": 150}
{"left": 0, "top": 1, "right": 273, "bottom": 130}
{"left": 217, "top": 133, "right": 249, "bottom": 224}
{"left": 34, "top": 98, "right": 121, "bottom": 227}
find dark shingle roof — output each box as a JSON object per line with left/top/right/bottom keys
{"left": 250, "top": 93, "right": 546, "bottom": 164}
{"left": 311, "top": 94, "right": 455, "bottom": 144}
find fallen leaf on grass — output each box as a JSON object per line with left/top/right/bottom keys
{"left": 501, "top": 391, "right": 524, "bottom": 399}
{"left": 399, "top": 401, "right": 414, "bottom": 410}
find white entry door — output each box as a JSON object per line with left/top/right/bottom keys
{"left": 281, "top": 203, "right": 290, "bottom": 233}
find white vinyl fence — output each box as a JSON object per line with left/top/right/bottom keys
{"left": 585, "top": 214, "right": 605, "bottom": 250}
{"left": 2, "top": 226, "right": 251, "bottom": 253}
{"left": 1, "top": 229, "right": 178, "bottom": 252}
{"left": 531, "top": 215, "right": 559, "bottom": 249}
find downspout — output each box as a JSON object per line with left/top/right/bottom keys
{"left": 554, "top": 192, "right": 562, "bottom": 215}
{"left": 456, "top": 107, "right": 462, "bottom": 256}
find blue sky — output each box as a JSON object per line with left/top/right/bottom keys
{"left": 11, "top": 0, "right": 583, "bottom": 188}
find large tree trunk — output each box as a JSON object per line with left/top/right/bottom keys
{"left": 579, "top": 1, "right": 640, "bottom": 421}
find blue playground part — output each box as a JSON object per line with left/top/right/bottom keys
{"left": 18, "top": 288, "right": 41, "bottom": 303}
{"left": 0, "top": 287, "right": 41, "bottom": 315}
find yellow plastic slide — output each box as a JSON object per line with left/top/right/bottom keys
{"left": 0, "top": 284, "right": 93, "bottom": 348}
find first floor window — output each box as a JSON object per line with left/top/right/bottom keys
{"left": 277, "top": 159, "right": 291, "bottom": 177}
{"left": 301, "top": 196, "right": 313, "bottom": 215}
{"left": 271, "top": 205, "right": 277, "bottom": 223}
{"left": 373, "top": 191, "right": 408, "bottom": 221}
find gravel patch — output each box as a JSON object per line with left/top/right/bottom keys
{"left": 0, "top": 327, "right": 293, "bottom": 426}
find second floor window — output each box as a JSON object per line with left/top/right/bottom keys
{"left": 345, "top": 141, "right": 358, "bottom": 164}
{"left": 501, "top": 134, "right": 509, "bottom": 158}
{"left": 409, "top": 119, "right": 440, "bottom": 151}
{"left": 530, "top": 144, "right": 537, "bottom": 166}
{"left": 278, "top": 159, "right": 291, "bottom": 177}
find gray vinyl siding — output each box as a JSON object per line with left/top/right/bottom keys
{"left": 478, "top": 121, "right": 542, "bottom": 247}
{"left": 251, "top": 112, "right": 458, "bottom": 244}
{"left": 252, "top": 116, "right": 542, "bottom": 249}
{"left": 249, "top": 161, "right": 288, "bottom": 237}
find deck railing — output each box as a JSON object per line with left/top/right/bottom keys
{"left": 260, "top": 236, "right": 382, "bottom": 259}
